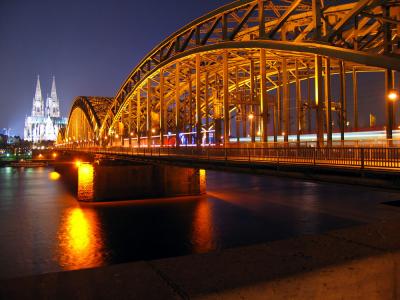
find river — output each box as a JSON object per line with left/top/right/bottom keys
{"left": 0, "top": 166, "right": 399, "bottom": 279}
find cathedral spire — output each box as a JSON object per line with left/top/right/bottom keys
{"left": 51, "top": 76, "right": 57, "bottom": 100}
{"left": 49, "top": 76, "right": 60, "bottom": 117}
{"left": 32, "top": 75, "right": 44, "bottom": 117}
{"left": 35, "top": 75, "right": 42, "bottom": 101}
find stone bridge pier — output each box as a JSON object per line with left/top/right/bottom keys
{"left": 55, "top": 157, "right": 206, "bottom": 202}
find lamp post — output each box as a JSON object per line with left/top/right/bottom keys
{"left": 387, "top": 89, "right": 398, "bottom": 146}
{"left": 386, "top": 89, "right": 399, "bottom": 146}
{"left": 248, "top": 112, "right": 255, "bottom": 143}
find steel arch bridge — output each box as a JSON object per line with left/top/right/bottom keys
{"left": 62, "top": 0, "right": 400, "bottom": 148}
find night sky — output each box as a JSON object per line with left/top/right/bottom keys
{"left": 0, "top": 0, "right": 232, "bottom": 136}
{"left": 0, "top": 0, "right": 389, "bottom": 136}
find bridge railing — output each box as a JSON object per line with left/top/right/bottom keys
{"left": 57, "top": 145, "right": 400, "bottom": 170}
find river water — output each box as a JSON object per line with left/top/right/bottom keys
{"left": 1, "top": 166, "right": 400, "bottom": 279}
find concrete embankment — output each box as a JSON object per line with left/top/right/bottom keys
{"left": 1, "top": 219, "right": 400, "bottom": 299}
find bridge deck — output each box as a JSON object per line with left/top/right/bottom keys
{"left": 57, "top": 146, "right": 400, "bottom": 171}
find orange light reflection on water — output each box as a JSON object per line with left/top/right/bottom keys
{"left": 49, "top": 171, "right": 60, "bottom": 181}
{"left": 191, "top": 199, "right": 215, "bottom": 253}
{"left": 57, "top": 207, "right": 105, "bottom": 270}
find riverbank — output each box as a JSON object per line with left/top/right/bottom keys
{"left": 1, "top": 218, "right": 399, "bottom": 299}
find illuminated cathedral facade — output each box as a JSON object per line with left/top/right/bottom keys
{"left": 24, "top": 76, "right": 67, "bottom": 142}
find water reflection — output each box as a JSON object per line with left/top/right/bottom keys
{"left": 191, "top": 199, "right": 215, "bottom": 253}
{"left": 57, "top": 207, "right": 106, "bottom": 270}
{"left": 2, "top": 167, "right": 398, "bottom": 279}
{"left": 49, "top": 171, "right": 61, "bottom": 181}
{"left": 78, "top": 163, "right": 94, "bottom": 201}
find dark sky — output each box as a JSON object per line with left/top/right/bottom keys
{"left": 0, "top": 0, "right": 232, "bottom": 136}
{"left": 0, "top": 0, "right": 389, "bottom": 136}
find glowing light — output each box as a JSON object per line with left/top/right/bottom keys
{"left": 257, "top": 130, "right": 261, "bottom": 136}
{"left": 248, "top": 113, "right": 254, "bottom": 120}
{"left": 57, "top": 207, "right": 104, "bottom": 270}
{"left": 78, "top": 163, "right": 94, "bottom": 201}
{"left": 130, "top": 132, "right": 134, "bottom": 136}
{"left": 49, "top": 171, "right": 61, "bottom": 181}
{"left": 199, "top": 169, "right": 206, "bottom": 194}
{"left": 151, "top": 128, "right": 156, "bottom": 133}
{"left": 115, "top": 134, "right": 119, "bottom": 138}
{"left": 38, "top": 153, "right": 43, "bottom": 158}
{"left": 52, "top": 152, "right": 57, "bottom": 158}
{"left": 388, "top": 90, "right": 398, "bottom": 101}
{"left": 75, "top": 160, "right": 81, "bottom": 167}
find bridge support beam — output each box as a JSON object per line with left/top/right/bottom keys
{"left": 137, "top": 91, "right": 141, "bottom": 148}
{"left": 384, "top": 4, "right": 394, "bottom": 144}
{"left": 282, "top": 58, "right": 289, "bottom": 143}
{"left": 175, "top": 62, "right": 181, "bottom": 147}
{"left": 160, "top": 69, "right": 165, "bottom": 146}
{"left": 146, "top": 79, "right": 152, "bottom": 148}
{"left": 260, "top": 49, "right": 268, "bottom": 144}
{"left": 325, "top": 57, "right": 333, "bottom": 146}
{"left": 339, "top": 61, "right": 346, "bottom": 142}
{"left": 315, "top": 55, "right": 324, "bottom": 147}
{"left": 187, "top": 74, "right": 193, "bottom": 145}
{"left": 235, "top": 66, "right": 240, "bottom": 143}
{"left": 223, "top": 50, "right": 230, "bottom": 145}
{"left": 205, "top": 72, "right": 210, "bottom": 145}
{"left": 353, "top": 67, "right": 358, "bottom": 131}
{"left": 250, "top": 59, "right": 256, "bottom": 143}
{"left": 385, "top": 69, "right": 395, "bottom": 142}
{"left": 128, "top": 97, "right": 132, "bottom": 146}
{"left": 195, "top": 54, "right": 202, "bottom": 147}
{"left": 307, "top": 65, "right": 312, "bottom": 134}
{"left": 295, "top": 60, "right": 301, "bottom": 144}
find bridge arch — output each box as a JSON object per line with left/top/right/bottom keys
{"left": 65, "top": 96, "right": 113, "bottom": 144}
{"left": 62, "top": 0, "right": 400, "bottom": 147}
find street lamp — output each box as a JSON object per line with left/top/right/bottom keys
{"left": 388, "top": 90, "right": 398, "bottom": 101}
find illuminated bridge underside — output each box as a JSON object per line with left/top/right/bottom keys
{"left": 62, "top": 0, "right": 400, "bottom": 147}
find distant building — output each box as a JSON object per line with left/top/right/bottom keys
{"left": 24, "top": 76, "right": 67, "bottom": 142}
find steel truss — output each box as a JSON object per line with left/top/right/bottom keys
{"left": 62, "top": 0, "right": 400, "bottom": 147}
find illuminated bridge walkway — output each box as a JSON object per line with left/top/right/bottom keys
{"left": 58, "top": 0, "right": 400, "bottom": 172}
{"left": 57, "top": 143, "right": 400, "bottom": 173}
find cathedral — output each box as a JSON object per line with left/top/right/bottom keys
{"left": 24, "top": 76, "right": 67, "bottom": 142}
